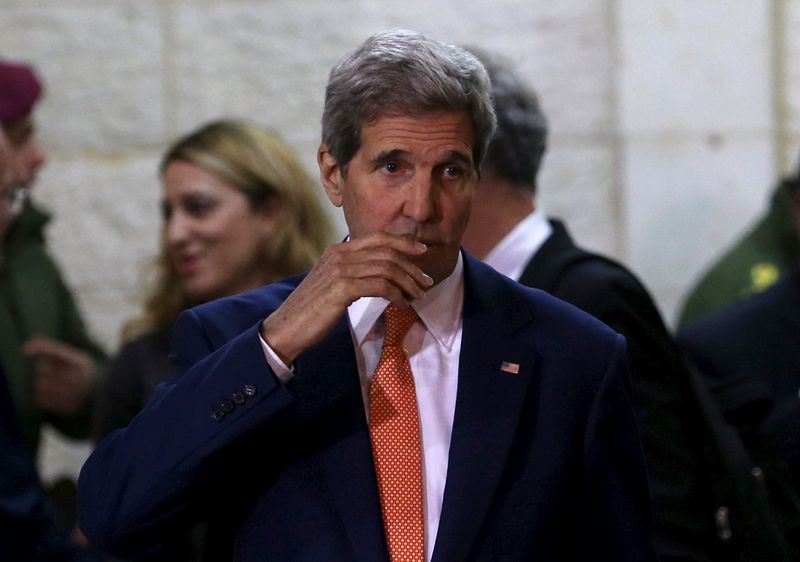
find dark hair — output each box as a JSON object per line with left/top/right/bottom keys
{"left": 467, "top": 48, "right": 548, "bottom": 192}
{"left": 321, "top": 30, "right": 496, "bottom": 172}
{"left": 789, "top": 156, "right": 800, "bottom": 197}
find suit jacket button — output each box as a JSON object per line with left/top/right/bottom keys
{"left": 221, "top": 400, "right": 235, "bottom": 413}
{"left": 243, "top": 384, "right": 257, "bottom": 397}
{"left": 211, "top": 408, "right": 225, "bottom": 422}
{"left": 232, "top": 392, "right": 245, "bottom": 405}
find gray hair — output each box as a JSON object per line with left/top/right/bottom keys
{"left": 321, "top": 30, "right": 496, "bottom": 172}
{"left": 467, "top": 48, "right": 548, "bottom": 193}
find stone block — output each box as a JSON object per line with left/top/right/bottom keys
{"left": 33, "top": 152, "right": 163, "bottom": 351}
{"left": 619, "top": 0, "right": 773, "bottom": 135}
{"left": 537, "top": 139, "right": 619, "bottom": 258}
{"left": 785, "top": 0, "right": 800, "bottom": 143}
{"left": 624, "top": 135, "right": 775, "bottom": 324}
{"left": 0, "top": 3, "right": 165, "bottom": 151}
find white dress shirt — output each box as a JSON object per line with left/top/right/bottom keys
{"left": 483, "top": 207, "right": 552, "bottom": 281}
{"left": 261, "top": 254, "right": 464, "bottom": 562}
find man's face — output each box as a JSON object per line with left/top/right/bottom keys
{"left": 5, "top": 115, "right": 46, "bottom": 189}
{"left": 320, "top": 111, "right": 476, "bottom": 285}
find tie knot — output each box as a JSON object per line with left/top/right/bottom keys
{"left": 382, "top": 305, "right": 418, "bottom": 348}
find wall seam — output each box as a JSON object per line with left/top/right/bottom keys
{"left": 605, "top": 0, "right": 626, "bottom": 260}
{"left": 160, "top": 0, "right": 178, "bottom": 143}
{"left": 770, "top": 0, "right": 789, "bottom": 174}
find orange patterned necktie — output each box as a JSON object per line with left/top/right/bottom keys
{"left": 369, "top": 305, "right": 425, "bottom": 562}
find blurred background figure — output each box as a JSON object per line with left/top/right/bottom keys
{"left": 0, "top": 59, "right": 106, "bottom": 452}
{"left": 0, "top": 58, "right": 107, "bottom": 533}
{"left": 678, "top": 167, "right": 800, "bottom": 559}
{"left": 1, "top": 95, "right": 100, "bottom": 562}
{"left": 95, "top": 119, "right": 333, "bottom": 441}
{"left": 92, "top": 120, "right": 332, "bottom": 559}
{"left": 461, "top": 48, "right": 725, "bottom": 562}
{"left": 677, "top": 169, "right": 800, "bottom": 328}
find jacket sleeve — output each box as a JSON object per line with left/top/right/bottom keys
{"left": 77, "top": 309, "right": 296, "bottom": 558}
{"left": 45, "top": 269, "right": 109, "bottom": 439}
{"left": 557, "top": 264, "right": 721, "bottom": 561}
{"left": 581, "top": 334, "right": 658, "bottom": 562}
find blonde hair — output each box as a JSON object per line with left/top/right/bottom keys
{"left": 125, "top": 119, "right": 333, "bottom": 340}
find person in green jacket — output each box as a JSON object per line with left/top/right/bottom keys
{"left": 678, "top": 166, "right": 800, "bottom": 329}
{"left": 0, "top": 59, "right": 106, "bottom": 454}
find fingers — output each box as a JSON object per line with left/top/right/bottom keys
{"left": 34, "top": 363, "right": 92, "bottom": 415}
{"left": 327, "top": 254, "right": 432, "bottom": 301}
{"left": 261, "top": 232, "right": 434, "bottom": 363}
{"left": 24, "top": 337, "right": 86, "bottom": 366}
{"left": 35, "top": 373, "right": 65, "bottom": 412}
{"left": 326, "top": 233, "right": 434, "bottom": 300}
{"left": 26, "top": 337, "right": 96, "bottom": 415}
{"left": 345, "top": 231, "right": 429, "bottom": 255}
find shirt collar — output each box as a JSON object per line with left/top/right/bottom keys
{"left": 349, "top": 252, "right": 464, "bottom": 350}
{"left": 483, "top": 206, "right": 552, "bottom": 281}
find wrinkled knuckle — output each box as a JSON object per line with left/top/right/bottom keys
{"left": 377, "top": 261, "right": 394, "bottom": 277}
{"left": 329, "top": 262, "right": 347, "bottom": 278}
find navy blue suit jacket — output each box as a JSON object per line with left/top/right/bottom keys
{"left": 79, "top": 253, "right": 656, "bottom": 561}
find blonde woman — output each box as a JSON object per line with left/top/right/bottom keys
{"left": 95, "top": 120, "right": 333, "bottom": 440}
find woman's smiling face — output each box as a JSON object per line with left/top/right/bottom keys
{"left": 162, "top": 160, "right": 277, "bottom": 302}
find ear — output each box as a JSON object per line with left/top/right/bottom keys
{"left": 318, "top": 144, "right": 344, "bottom": 207}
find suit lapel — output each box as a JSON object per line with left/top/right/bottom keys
{"left": 432, "top": 254, "right": 540, "bottom": 562}
{"left": 518, "top": 218, "right": 574, "bottom": 292}
{"left": 291, "top": 316, "right": 388, "bottom": 562}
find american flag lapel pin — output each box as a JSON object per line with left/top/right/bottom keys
{"left": 500, "top": 361, "right": 520, "bottom": 375}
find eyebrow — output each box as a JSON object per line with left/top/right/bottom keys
{"left": 370, "top": 149, "right": 475, "bottom": 169}
{"left": 370, "top": 149, "right": 407, "bottom": 165}
{"left": 444, "top": 150, "right": 474, "bottom": 169}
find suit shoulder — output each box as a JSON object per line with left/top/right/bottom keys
{"left": 678, "top": 272, "right": 796, "bottom": 351}
{"left": 184, "top": 274, "right": 304, "bottom": 337}
{"left": 501, "top": 266, "right": 623, "bottom": 345}
{"left": 555, "top": 248, "right": 648, "bottom": 296}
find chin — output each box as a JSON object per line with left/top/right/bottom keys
{"left": 182, "top": 282, "right": 216, "bottom": 304}
{"left": 418, "top": 249, "right": 458, "bottom": 283}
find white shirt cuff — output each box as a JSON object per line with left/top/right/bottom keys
{"left": 259, "top": 333, "right": 294, "bottom": 383}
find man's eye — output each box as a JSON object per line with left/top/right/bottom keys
{"left": 444, "top": 166, "right": 462, "bottom": 178}
{"left": 382, "top": 162, "right": 399, "bottom": 173}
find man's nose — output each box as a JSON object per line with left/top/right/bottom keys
{"left": 30, "top": 139, "right": 47, "bottom": 169}
{"left": 403, "top": 174, "right": 440, "bottom": 223}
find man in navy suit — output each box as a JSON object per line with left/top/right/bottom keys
{"left": 78, "top": 30, "right": 656, "bottom": 561}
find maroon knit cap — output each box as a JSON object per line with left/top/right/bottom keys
{"left": 0, "top": 60, "right": 43, "bottom": 124}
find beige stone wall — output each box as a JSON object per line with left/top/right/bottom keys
{"left": 1, "top": 0, "right": 798, "bottom": 475}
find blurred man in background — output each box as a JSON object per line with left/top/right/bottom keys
{"left": 678, "top": 168, "right": 800, "bottom": 559}
{"left": 0, "top": 103, "right": 100, "bottom": 562}
{"left": 1, "top": 59, "right": 107, "bottom": 544}
{"left": 0, "top": 59, "right": 106, "bottom": 455}
{"left": 677, "top": 171, "right": 800, "bottom": 328}
{"left": 461, "top": 48, "right": 727, "bottom": 562}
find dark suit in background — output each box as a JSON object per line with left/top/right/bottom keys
{"left": 518, "top": 219, "right": 721, "bottom": 561}
{"left": 679, "top": 269, "right": 800, "bottom": 558}
{"left": 461, "top": 48, "right": 721, "bottom": 561}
